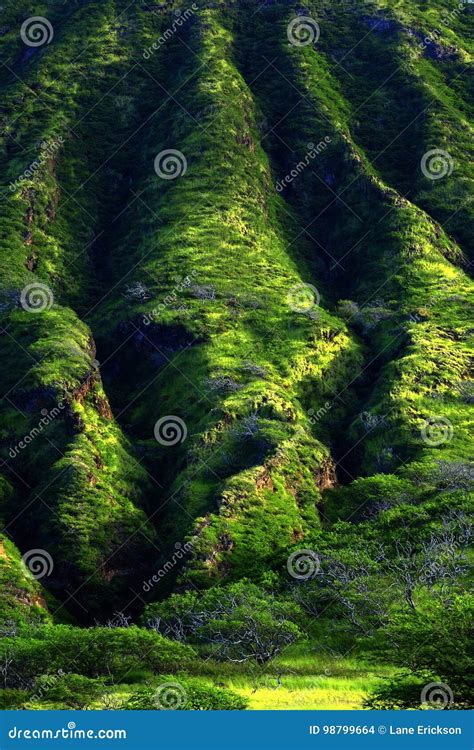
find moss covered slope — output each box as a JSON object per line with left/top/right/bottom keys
{"left": 0, "top": 0, "right": 471, "bottom": 621}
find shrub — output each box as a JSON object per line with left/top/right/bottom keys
{"left": 0, "top": 689, "right": 30, "bottom": 710}
{"left": 364, "top": 672, "right": 471, "bottom": 710}
{"left": 0, "top": 625, "right": 195, "bottom": 686}
{"left": 144, "top": 581, "right": 302, "bottom": 664}
{"left": 123, "top": 677, "right": 248, "bottom": 710}
{"left": 364, "top": 595, "right": 474, "bottom": 709}
{"left": 29, "top": 674, "right": 106, "bottom": 709}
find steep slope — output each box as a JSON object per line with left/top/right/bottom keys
{"left": 0, "top": 476, "right": 52, "bottom": 626}
{"left": 94, "top": 9, "right": 363, "bottom": 587}
{"left": 0, "top": 0, "right": 159, "bottom": 617}
{"left": 231, "top": 1, "right": 473, "bottom": 524}
{"left": 0, "top": 0, "right": 471, "bottom": 624}
{"left": 319, "top": 2, "right": 473, "bottom": 265}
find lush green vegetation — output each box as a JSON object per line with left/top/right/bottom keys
{"left": 0, "top": 0, "right": 472, "bottom": 710}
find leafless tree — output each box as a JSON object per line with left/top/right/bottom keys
{"left": 124, "top": 281, "right": 150, "bottom": 302}
{"left": 382, "top": 524, "right": 470, "bottom": 609}
{"left": 148, "top": 589, "right": 299, "bottom": 664}
{"left": 0, "top": 650, "right": 15, "bottom": 689}
{"left": 102, "top": 611, "right": 131, "bottom": 628}
{"left": 0, "top": 620, "right": 18, "bottom": 638}
{"left": 318, "top": 549, "right": 393, "bottom": 630}
{"left": 435, "top": 460, "right": 474, "bottom": 492}
{"left": 198, "top": 613, "right": 298, "bottom": 664}
{"left": 99, "top": 691, "right": 124, "bottom": 710}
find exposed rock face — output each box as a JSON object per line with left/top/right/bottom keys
{"left": 316, "top": 458, "right": 337, "bottom": 492}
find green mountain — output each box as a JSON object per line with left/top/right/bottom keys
{"left": 0, "top": 0, "right": 472, "bottom": 710}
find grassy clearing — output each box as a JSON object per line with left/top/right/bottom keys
{"left": 223, "top": 655, "right": 393, "bottom": 710}
{"left": 99, "top": 650, "right": 393, "bottom": 711}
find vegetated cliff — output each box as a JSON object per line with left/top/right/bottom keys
{"left": 0, "top": 0, "right": 472, "bottom": 621}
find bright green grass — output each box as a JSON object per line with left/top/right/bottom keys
{"left": 93, "top": 650, "right": 394, "bottom": 711}
{"left": 225, "top": 651, "right": 393, "bottom": 710}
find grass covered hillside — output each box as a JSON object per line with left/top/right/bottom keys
{"left": 0, "top": 0, "right": 472, "bottom": 711}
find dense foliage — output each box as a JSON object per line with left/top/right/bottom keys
{"left": 0, "top": 0, "right": 472, "bottom": 710}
